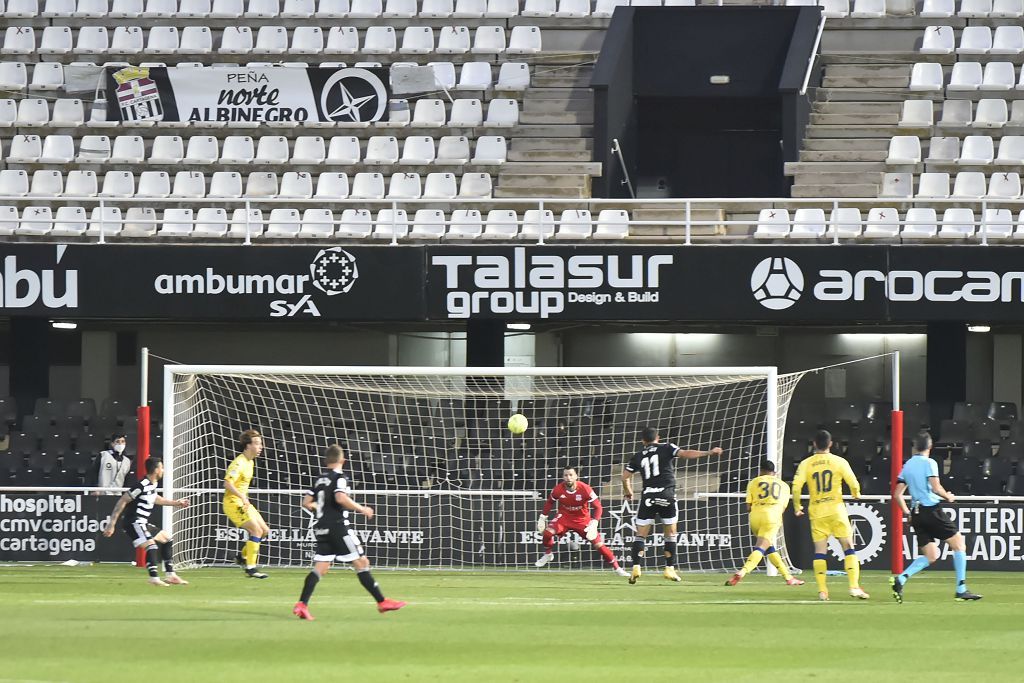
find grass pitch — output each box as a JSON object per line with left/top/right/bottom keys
{"left": 0, "top": 565, "right": 1019, "bottom": 683}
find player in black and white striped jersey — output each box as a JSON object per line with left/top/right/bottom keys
{"left": 104, "top": 457, "right": 191, "bottom": 587}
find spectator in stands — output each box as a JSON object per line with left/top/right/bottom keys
{"left": 96, "top": 433, "right": 132, "bottom": 495}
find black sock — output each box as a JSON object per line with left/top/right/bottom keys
{"left": 145, "top": 545, "right": 160, "bottom": 578}
{"left": 299, "top": 571, "right": 320, "bottom": 604}
{"left": 357, "top": 568, "right": 385, "bottom": 603}
{"left": 160, "top": 540, "right": 174, "bottom": 573}
{"left": 664, "top": 541, "right": 677, "bottom": 569}
{"left": 631, "top": 538, "right": 646, "bottom": 567}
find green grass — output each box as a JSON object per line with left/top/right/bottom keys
{"left": 0, "top": 566, "right": 1019, "bottom": 683}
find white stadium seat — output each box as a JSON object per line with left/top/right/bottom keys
{"left": 449, "top": 98, "right": 482, "bottom": 126}
{"left": 522, "top": 0, "right": 555, "bottom": 16}
{"left": 254, "top": 26, "right": 289, "bottom": 54}
{"left": 828, "top": 208, "right": 862, "bottom": 239}
{"left": 171, "top": 171, "right": 206, "bottom": 198}
{"left": 185, "top": 135, "right": 219, "bottom": 164}
{"left": 472, "top": 135, "right": 506, "bottom": 164}
{"left": 939, "top": 208, "right": 977, "bottom": 237}
{"left": 982, "top": 208, "right": 1013, "bottom": 239}
{"left": 987, "top": 171, "right": 1021, "bottom": 198}
{"left": 920, "top": 0, "right": 954, "bottom": 16}
{"left": 939, "top": 99, "right": 972, "bottom": 126}
{"left": 472, "top": 26, "right": 505, "bottom": 54}
{"left": 992, "top": 25, "right": 1024, "bottom": 54}
{"left": 337, "top": 208, "right": 372, "bottom": 238}
{"left": 75, "top": 27, "right": 109, "bottom": 54}
{"left": 160, "top": 208, "right": 196, "bottom": 237}
{"left": 65, "top": 170, "right": 98, "bottom": 196}
{"left": 410, "top": 209, "right": 447, "bottom": 239}
{"left": 437, "top": 26, "right": 471, "bottom": 54}
{"left": 363, "top": 26, "right": 397, "bottom": 54}
{"left": 325, "top": 27, "right": 359, "bottom": 54}
{"left": 886, "top": 136, "right": 921, "bottom": 164}
{"left": 457, "top": 61, "right": 492, "bottom": 89}
{"left": 146, "top": 27, "right": 180, "bottom": 54}
{"left": 400, "top": 26, "right": 434, "bottom": 54}
{"left": 951, "top": 171, "right": 986, "bottom": 198}
{"left": 437, "top": 135, "right": 470, "bottom": 163}
{"left": 790, "top": 208, "right": 827, "bottom": 239}
{"left": 279, "top": 171, "right": 313, "bottom": 198}
{"left": 194, "top": 208, "right": 228, "bottom": 238}
{"left": 245, "top": 171, "right": 280, "bottom": 198}
{"left": 266, "top": 209, "right": 302, "bottom": 238}
{"left": 373, "top": 209, "right": 409, "bottom": 239}
{"left": 497, "top": 62, "right": 530, "bottom": 90}
{"left": 958, "top": 135, "right": 994, "bottom": 164}
{"left": 992, "top": 0, "right": 1023, "bottom": 15}
{"left": 997, "top": 135, "right": 1024, "bottom": 163}
{"left": 420, "top": 0, "right": 453, "bottom": 16}
{"left": 283, "top": 0, "right": 315, "bottom": 15}
{"left": 520, "top": 209, "right": 555, "bottom": 240}
{"left": 8, "top": 134, "right": 41, "bottom": 162}
{"left": 917, "top": 172, "right": 951, "bottom": 198}
{"left": 981, "top": 62, "right": 1015, "bottom": 90}
{"left": 209, "top": 171, "right": 243, "bottom": 197}
{"left": 485, "top": 98, "right": 518, "bottom": 126}
{"left": 291, "top": 135, "right": 326, "bottom": 164}
{"left": 246, "top": 0, "right": 281, "bottom": 16}
{"left": 77, "top": 135, "right": 111, "bottom": 163}
{"left": 974, "top": 98, "right": 1008, "bottom": 127}
{"left": 957, "top": 26, "right": 992, "bottom": 54}
{"left": 51, "top": 206, "right": 88, "bottom": 237}
{"left": 350, "top": 172, "right": 385, "bottom": 199}
{"left": 316, "top": 0, "right": 350, "bottom": 15}
{"left": 851, "top": 0, "right": 885, "bottom": 16}
{"left": 150, "top": 135, "right": 184, "bottom": 163}
{"left": 137, "top": 170, "right": 171, "bottom": 198}
{"left": 423, "top": 171, "right": 457, "bottom": 198}
{"left": 453, "top": 0, "right": 485, "bottom": 16}
{"left": 255, "top": 135, "right": 290, "bottom": 164}
{"left": 0, "top": 62, "right": 27, "bottom": 91}
{"left": 300, "top": 208, "right": 335, "bottom": 238}
{"left": 754, "top": 209, "right": 790, "bottom": 238}
{"left": 349, "top": 0, "right": 382, "bottom": 15}
{"left": 400, "top": 135, "right": 436, "bottom": 164}
{"left": 387, "top": 171, "right": 422, "bottom": 199}
{"left": 221, "top": 135, "right": 255, "bottom": 163}
{"left": 39, "top": 27, "right": 73, "bottom": 55}
{"left": 19, "top": 206, "right": 53, "bottom": 235}
{"left": 365, "top": 135, "right": 399, "bottom": 164}
{"left": 863, "top": 208, "right": 900, "bottom": 238}
{"left": 902, "top": 207, "right": 938, "bottom": 238}
{"left": 0, "top": 170, "right": 29, "bottom": 196}
{"left": 180, "top": 0, "right": 213, "bottom": 16}
{"left": 898, "top": 100, "right": 933, "bottom": 127}
{"left": 2, "top": 27, "right": 36, "bottom": 55}
{"left": 958, "top": 0, "right": 992, "bottom": 17}
{"left": 555, "top": 209, "right": 592, "bottom": 239}
{"left": 486, "top": 0, "right": 518, "bottom": 15}
{"left": 181, "top": 26, "right": 213, "bottom": 54}
{"left": 414, "top": 98, "right": 448, "bottom": 126}
{"left": 482, "top": 209, "right": 519, "bottom": 238}
{"left": 909, "top": 62, "right": 944, "bottom": 91}
{"left": 327, "top": 136, "right": 361, "bottom": 164}
{"left": 111, "top": 26, "right": 144, "bottom": 53}
{"left": 921, "top": 25, "right": 954, "bottom": 54}
{"left": 507, "top": 25, "right": 542, "bottom": 54}
{"left": 458, "top": 172, "right": 492, "bottom": 198}
{"left": 948, "top": 61, "right": 983, "bottom": 90}
{"left": 447, "top": 209, "right": 483, "bottom": 238}
{"left": 384, "top": 0, "right": 417, "bottom": 16}
{"left": 227, "top": 208, "right": 264, "bottom": 238}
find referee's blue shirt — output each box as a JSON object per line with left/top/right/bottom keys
{"left": 897, "top": 454, "right": 943, "bottom": 507}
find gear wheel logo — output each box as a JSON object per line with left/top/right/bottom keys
{"left": 310, "top": 247, "right": 359, "bottom": 296}
{"left": 828, "top": 502, "right": 887, "bottom": 564}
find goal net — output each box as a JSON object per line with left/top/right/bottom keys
{"left": 164, "top": 366, "right": 807, "bottom": 571}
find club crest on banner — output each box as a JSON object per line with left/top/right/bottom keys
{"left": 113, "top": 66, "right": 163, "bottom": 123}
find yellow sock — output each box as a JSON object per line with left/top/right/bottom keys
{"left": 844, "top": 552, "right": 860, "bottom": 589}
{"left": 740, "top": 548, "right": 765, "bottom": 575}
{"left": 243, "top": 540, "right": 261, "bottom": 568}
{"left": 813, "top": 557, "right": 828, "bottom": 593}
{"left": 767, "top": 551, "right": 793, "bottom": 581}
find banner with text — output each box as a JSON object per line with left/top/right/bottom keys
{"left": 788, "top": 501, "right": 1024, "bottom": 571}
{"left": 105, "top": 65, "right": 390, "bottom": 124}
{"left": 0, "top": 244, "right": 422, "bottom": 320}
{"left": 0, "top": 493, "right": 134, "bottom": 563}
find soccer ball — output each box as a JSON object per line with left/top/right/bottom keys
{"left": 507, "top": 413, "right": 529, "bottom": 434}
{"left": 750, "top": 257, "right": 804, "bottom": 311}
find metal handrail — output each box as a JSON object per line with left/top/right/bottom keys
{"left": 800, "top": 13, "right": 827, "bottom": 96}
{"left": 610, "top": 137, "right": 635, "bottom": 199}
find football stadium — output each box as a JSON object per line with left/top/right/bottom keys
{"left": 0, "top": 1, "right": 1023, "bottom": 680}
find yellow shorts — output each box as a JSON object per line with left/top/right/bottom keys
{"left": 750, "top": 512, "right": 783, "bottom": 542}
{"left": 223, "top": 499, "right": 266, "bottom": 529}
{"left": 810, "top": 512, "right": 852, "bottom": 542}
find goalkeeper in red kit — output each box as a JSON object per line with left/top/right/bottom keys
{"left": 534, "top": 466, "right": 628, "bottom": 576}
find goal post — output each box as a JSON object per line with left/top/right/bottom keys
{"left": 162, "top": 365, "right": 806, "bottom": 571}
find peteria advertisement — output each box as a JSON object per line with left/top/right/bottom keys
{"left": 105, "top": 65, "right": 391, "bottom": 124}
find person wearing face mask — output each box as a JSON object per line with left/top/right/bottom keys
{"left": 96, "top": 433, "right": 133, "bottom": 495}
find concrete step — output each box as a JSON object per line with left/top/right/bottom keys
{"left": 810, "top": 113, "right": 899, "bottom": 125}
{"left": 818, "top": 87, "right": 912, "bottom": 102}
{"left": 826, "top": 64, "right": 912, "bottom": 79}
{"left": 519, "top": 111, "right": 592, "bottom": 125}
{"left": 790, "top": 184, "right": 881, "bottom": 198}
{"left": 522, "top": 98, "right": 592, "bottom": 114}
{"left": 498, "top": 173, "right": 591, "bottom": 188}
{"left": 505, "top": 124, "right": 593, "bottom": 138}
{"left": 799, "top": 150, "right": 888, "bottom": 162}
{"left": 822, "top": 76, "right": 910, "bottom": 88}
{"left": 511, "top": 137, "right": 592, "bottom": 152}
{"left": 508, "top": 149, "right": 593, "bottom": 162}
{"left": 813, "top": 101, "right": 903, "bottom": 114}
{"left": 802, "top": 137, "right": 891, "bottom": 152}
{"left": 494, "top": 185, "right": 589, "bottom": 198}
{"left": 630, "top": 208, "right": 726, "bottom": 236}
{"left": 791, "top": 171, "right": 884, "bottom": 185}
{"left": 787, "top": 159, "right": 887, "bottom": 173}
{"left": 806, "top": 125, "right": 909, "bottom": 138}
{"left": 524, "top": 87, "right": 592, "bottom": 100}
{"left": 501, "top": 161, "right": 601, "bottom": 175}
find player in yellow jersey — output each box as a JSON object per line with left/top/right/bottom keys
{"left": 792, "top": 430, "right": 869, "bottom": 601}
{"left": 725, "top": 458, "right": 804, "bottom": 587}
{"left": 224, "top": 428, "right": 272, "bottom": 579}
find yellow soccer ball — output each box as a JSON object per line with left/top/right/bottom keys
{"left": 507, "top": 413, "right": 529, "bottom": 434}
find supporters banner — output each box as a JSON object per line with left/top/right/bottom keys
{"left": 0, "top": 493, "right": 134, "bottom": 563}
{"left": 104, "top": 65, "right": 391, "bottom": 124}
{"left": 787, "top": 501, "right": 1024, "bottom": 572}
{"left": 0, "top": 244, "right": 422, "bottom": 320}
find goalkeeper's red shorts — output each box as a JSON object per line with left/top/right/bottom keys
{"left": 549, "top": 514, "right": 600, "bottom": 542}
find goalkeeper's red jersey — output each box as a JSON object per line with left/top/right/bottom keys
{"left": 543, "top": 481, "right": 602, "bottom": 521}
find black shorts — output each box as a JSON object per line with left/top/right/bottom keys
{"left": 910, "top": 504, "right": 958, "bottom": 546}
{"left": 122, "top": 520, "right": 159, "bottom": 548}
{"left": 636, "top": 489, "right": 678, "bottom": 526}
{"left": 313, "top": 525, "right": 365, "bottom": 563}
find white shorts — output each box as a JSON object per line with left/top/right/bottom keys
{"left": 313, "top": 526, "right": 365, "bottom": 563}
{"left": 125, "top": 520, "right": 159, "bottom": 548}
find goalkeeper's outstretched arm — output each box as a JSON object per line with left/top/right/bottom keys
{"left": 675, "top": 447, "right": 724, "bottom": 460}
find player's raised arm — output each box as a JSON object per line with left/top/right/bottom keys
{"left": 674, "top": 446, "right": 723, "bottom": 460}
{"left": 792, "top": 460, "right": 808, "bottom": 515}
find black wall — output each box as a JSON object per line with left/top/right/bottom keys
{"left": 592, "top": 7, "right": 822, "bottom": 199}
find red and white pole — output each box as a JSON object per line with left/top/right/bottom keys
{"left": 890, "top": 351, "right": 904, "bottom": 575}
{"left": 135, "top": 347, "right": 150, "bottom": 569}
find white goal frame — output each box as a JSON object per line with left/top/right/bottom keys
{"left": 162, "top": 364, "right": 783, "bottom": 570}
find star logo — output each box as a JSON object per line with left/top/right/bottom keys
{"left": 319, "top": 68, "right": 388, "bottom": 124}
{"left": 608, "top": 499, "right": 636, "bottom": 535}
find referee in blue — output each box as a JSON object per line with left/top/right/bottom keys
{"left": 890, "top": 431, "right": 982, "bottom": 603}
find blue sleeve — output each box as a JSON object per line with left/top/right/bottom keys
{"left": 897, "top": 462, "right": 907, "bottom": 483}
{"left": 929, "top": 458, "right": 940, "bottom": 477}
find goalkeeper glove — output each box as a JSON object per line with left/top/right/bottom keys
{"left": 535, "top": 515, "right": 548, "bottom": 533}
{"left": 584, "top": 519, "right": 598, "bottom": 541}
